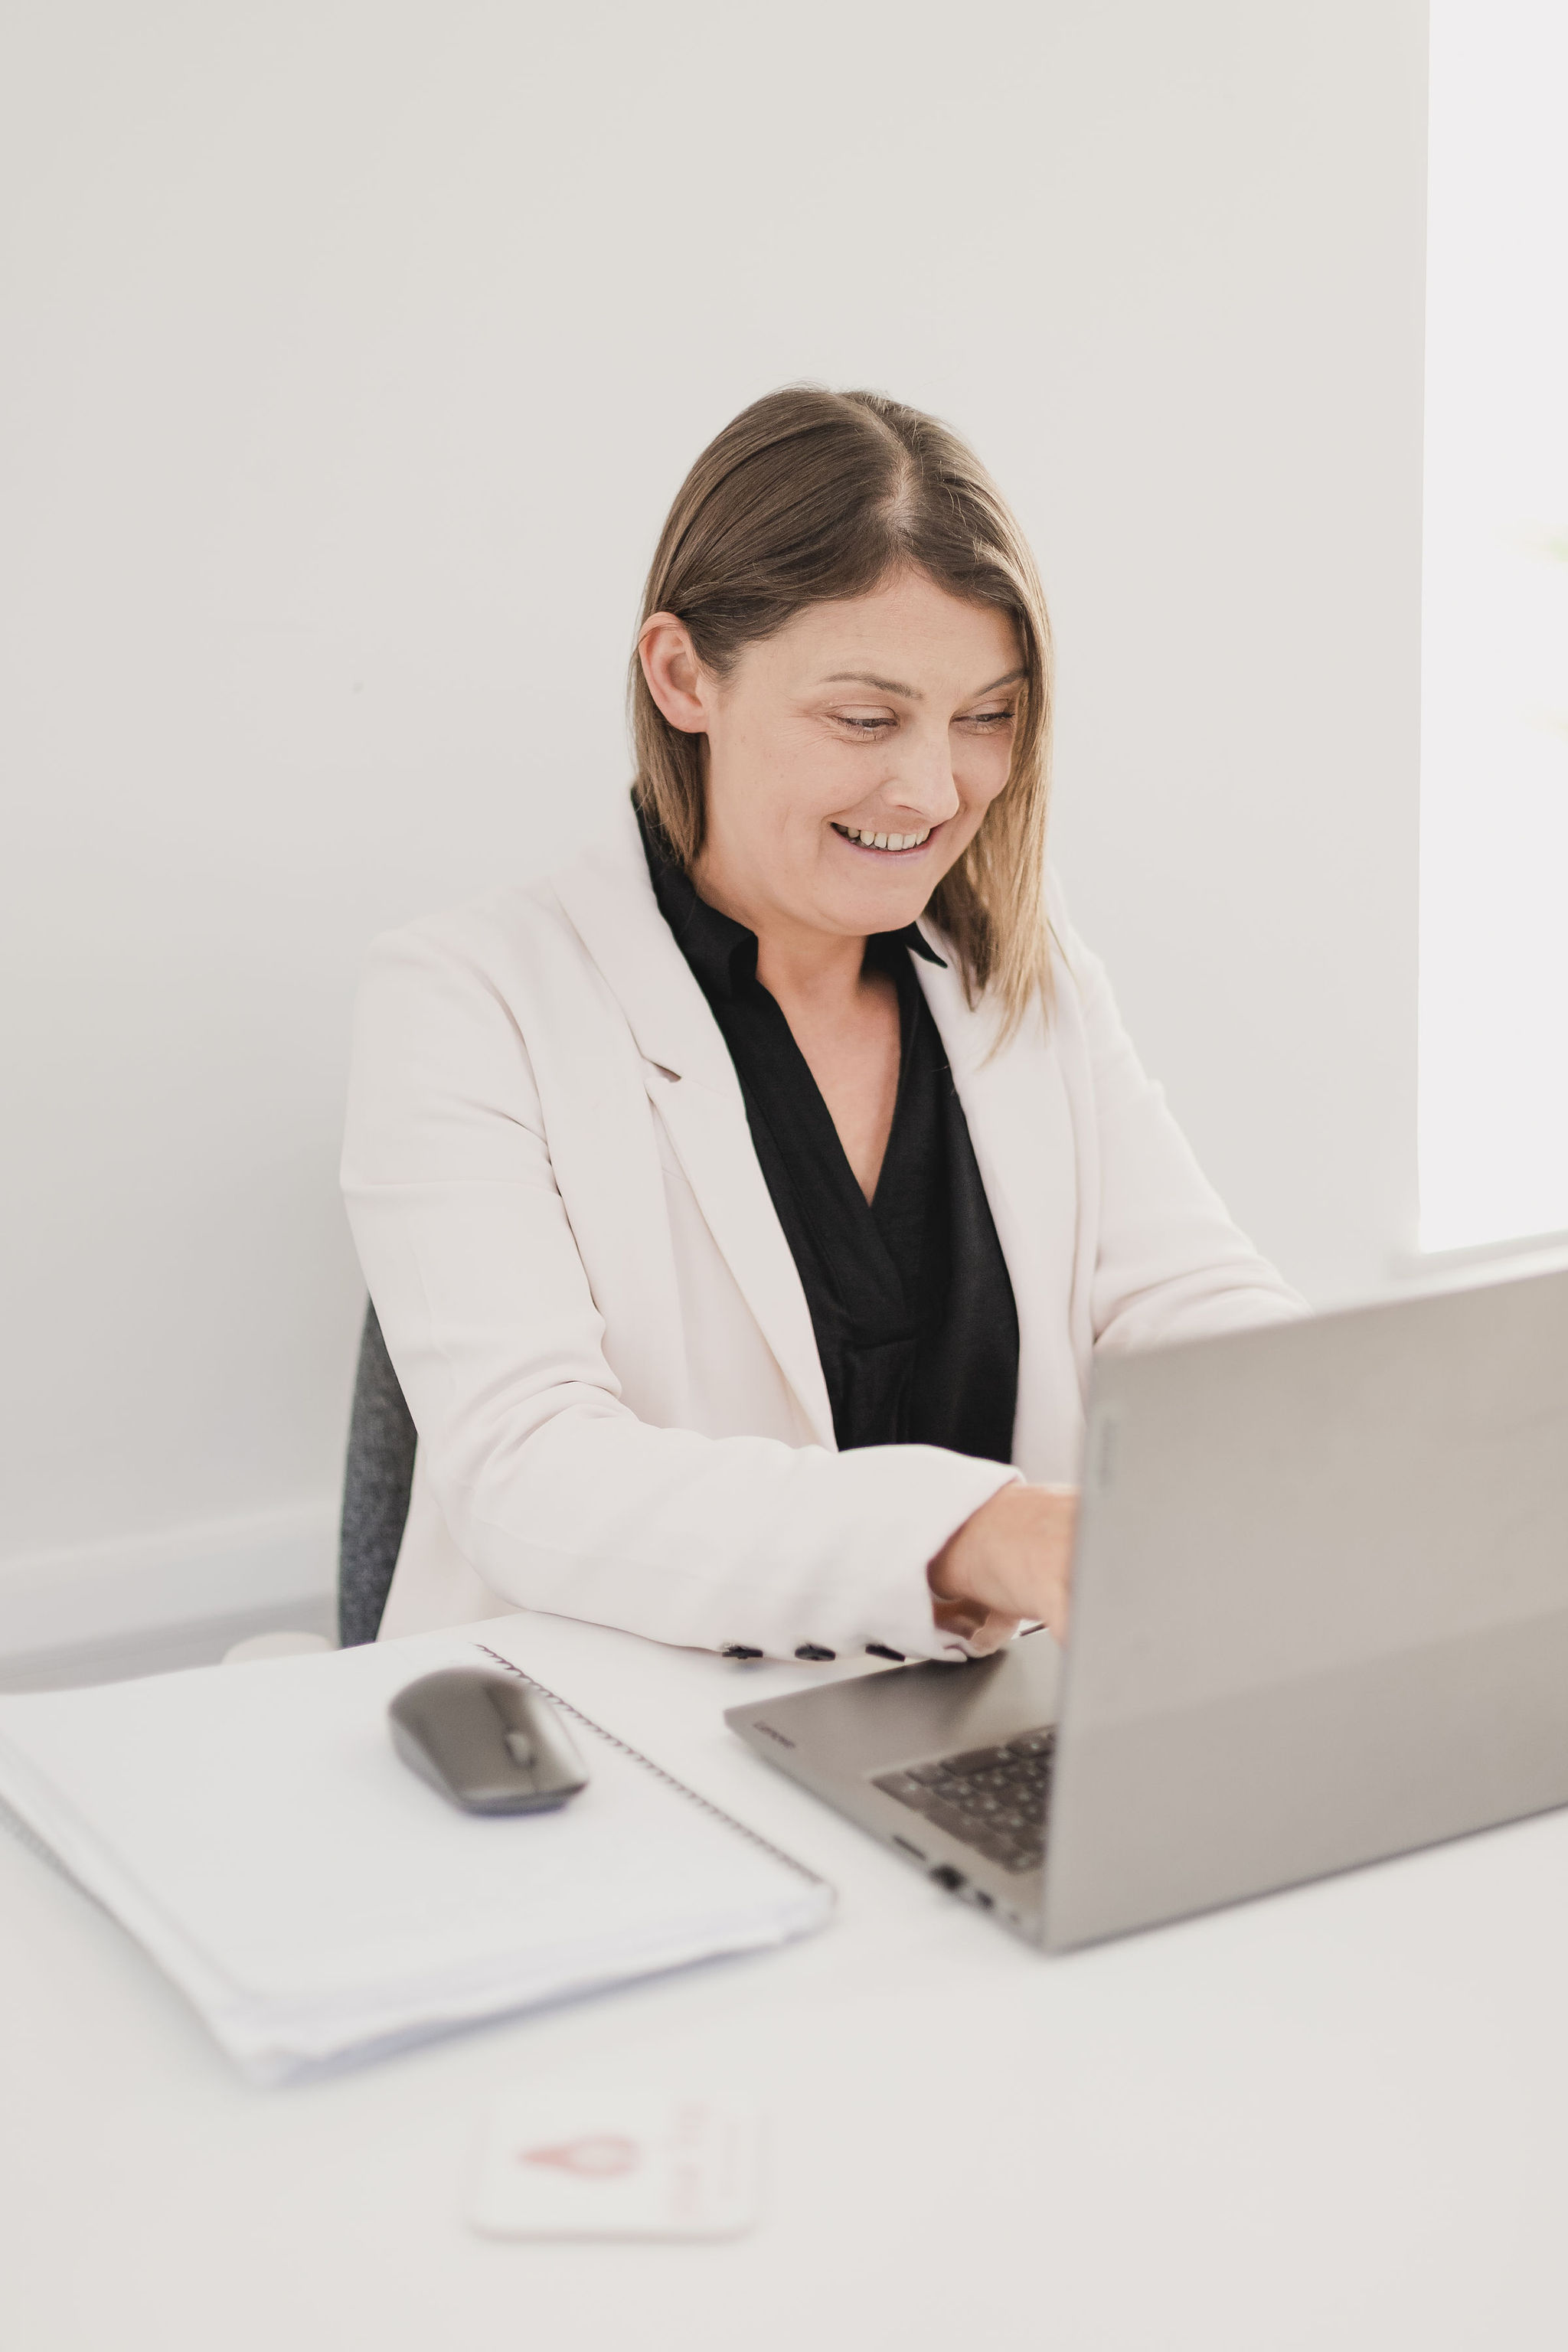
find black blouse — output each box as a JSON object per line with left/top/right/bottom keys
{"left": 641, "top": 815, "right": 1019, "bottom": 1465}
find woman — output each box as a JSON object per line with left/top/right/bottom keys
{"left": 342, "top": 388, "right": 1303, "bottom": 1664}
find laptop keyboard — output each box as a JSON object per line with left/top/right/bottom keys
{"left": 872, "top": 1728, "right": 1055, "bottom": 1874}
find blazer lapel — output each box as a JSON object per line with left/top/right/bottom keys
{"left": 914, "top": 936, "right": 1083, "bottom": 1475}
{"left": 550, "top": 807, "right": 836, "bottom": 1450}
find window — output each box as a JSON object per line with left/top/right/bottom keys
{"left": 1419, "top": 0, "right": 1568, "bottom": 1252}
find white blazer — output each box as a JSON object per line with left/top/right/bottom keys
{"left": 341, "top": 800, "right": 1305, "bottom": 1661}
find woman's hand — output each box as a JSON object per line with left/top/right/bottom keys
{"left": 927, "top": 1483, "right": 1080, "bottom": 1652}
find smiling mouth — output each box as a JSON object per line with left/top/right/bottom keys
{"left": 831, "top": 822, "right": 935, "bottom": 854}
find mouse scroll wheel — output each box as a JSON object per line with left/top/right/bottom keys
{"left": 503, "top": 1730, "right": 537, "bottom": 1769}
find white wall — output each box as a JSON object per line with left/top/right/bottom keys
{"left": 0, "top": 2, "right": 1428, "bottom": 1619}
{"left": 1419, "top": 0, "right": 1568, "bottom": 1253}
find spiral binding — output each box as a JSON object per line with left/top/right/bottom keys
{"left": 474, "top": 1643, "right": 835, "bottom": 1906}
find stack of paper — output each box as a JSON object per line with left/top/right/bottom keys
{"left": 0, "top": 1628, "right": 832, "bottom": 2083}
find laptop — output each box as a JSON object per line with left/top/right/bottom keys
{"left": 727, "top": 1263, "right": 1568, "bottom": 1951}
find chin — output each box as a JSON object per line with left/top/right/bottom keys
{"left": 831, "top": 888, "right": 928, "bottom": 937}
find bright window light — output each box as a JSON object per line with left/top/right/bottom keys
{"left": 1419, "top": 0, "right": 1568, "bottom": 1253}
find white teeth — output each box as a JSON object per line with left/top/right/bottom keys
{"left": 838, "top": 824, "right": 933, "bottom": 849}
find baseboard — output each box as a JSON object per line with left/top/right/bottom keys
{"left": 0, "top": 1501, "right": 339, "bottom": 1692}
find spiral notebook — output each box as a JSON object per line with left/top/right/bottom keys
{"left": 0, "top": 1626, "right": 833, "bottom": 2084}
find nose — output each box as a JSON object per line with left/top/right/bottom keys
{"left": 886, "top": 731, "right": 962, "bottom": 826}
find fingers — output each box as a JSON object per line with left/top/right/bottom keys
{"left": 957, "top": 1608, "right": 1024, "bottom": 1656}
{"left": 928, "top": 1481, "right": 1078, "bottom": 1643}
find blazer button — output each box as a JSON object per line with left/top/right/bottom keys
{"left": 722, "top": 1644, "right": 764, "bottom": 1660}
{"left": 795, "top": 1644, "right": 835, "bottom": 1661}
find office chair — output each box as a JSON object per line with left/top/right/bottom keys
{"left": 222, "top": 1303, "right": 414, "bottom": 1665}
{"left": 338, "top": 1300, "right": 417, "bottom": 1647}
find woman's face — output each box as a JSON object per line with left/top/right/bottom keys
{"left": 640, "top": 568, "right": 1024, "bottom": 946}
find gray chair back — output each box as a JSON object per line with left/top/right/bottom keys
{"left": 338, "top": 1301, "right": 416, "bottom": 1646}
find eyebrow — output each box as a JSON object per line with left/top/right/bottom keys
{"left": 822, "top": 670, "right": 920, "bottom": 697}
{"left": 821, "top": 666, "right": 1027, "bottom": 701}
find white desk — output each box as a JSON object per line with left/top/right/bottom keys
{"left": 5, "top": 1609, "right": 1568, "bottom": 2351}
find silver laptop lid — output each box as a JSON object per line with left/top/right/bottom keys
{"left": 1043, "top": 1266, "right": 1568, "bottom": 1951}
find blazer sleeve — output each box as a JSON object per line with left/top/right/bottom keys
{"left": 1053, "top": 912, "right": 1310, "bottom": 1351}
{"left": 340, "top": 922, "right": 1018, "bottom": 1664}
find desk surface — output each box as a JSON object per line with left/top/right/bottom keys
{"left": 5, "top": 1609, "right": 1567, "bottom": 2352}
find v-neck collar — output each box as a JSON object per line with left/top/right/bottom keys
{"left": 639, "top": 805, "right": 933, "bottom": 1235}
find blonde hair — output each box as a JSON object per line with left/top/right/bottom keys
{"left": 629, "top": 387, "right": 1054, "bottom": 1037}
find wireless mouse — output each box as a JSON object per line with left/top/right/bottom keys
{"left": 389, "top": 1667, "right": 589, "bottom": 1815}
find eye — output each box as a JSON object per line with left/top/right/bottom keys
{"left": 835, "top": 712, "right": 895, "bottom": 735}
{"left": 961, "top": 707, "right": 1016, "bottom": 730}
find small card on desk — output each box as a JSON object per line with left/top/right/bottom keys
{"left": 471, "top": 2081, "right": 764, "bottom": 2239}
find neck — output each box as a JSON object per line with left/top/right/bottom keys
{"left": 691, "top": 851, "right": 870, "bottom": 1018}
{"left": 753, "top": 923, "right": 867, "bottom": 1019}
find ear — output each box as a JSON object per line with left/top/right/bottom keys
{"left": 638, "top": 612, "right": 713, "bottom": 735}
